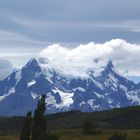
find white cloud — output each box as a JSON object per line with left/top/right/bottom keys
{"left": 0, "top": 59, "right": 14, "bottom": 80}
{"left": 39, "top": 39, "right": 140, "bottom": 77}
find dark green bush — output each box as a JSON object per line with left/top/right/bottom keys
{"left": 82, "top": 120, "right": 94, "bottom": 135}
{"left": 47, "top": 133, "right": 59, "bottom": 140}
{"left": 108, "top": 132, "right": 127, "bottom": 140}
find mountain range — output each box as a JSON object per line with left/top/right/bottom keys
{"left": 0, "top": 58, "right": 140, "bottom": 116}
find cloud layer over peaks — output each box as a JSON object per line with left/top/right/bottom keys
{"left": 39, "top": 39, "right": 140, "bottom": 77}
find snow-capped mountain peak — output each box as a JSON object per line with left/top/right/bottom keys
{"left": 106, "top": 60, "right": 114, "bottom": 69}
{"left": 0, "top": 58, "right": 139, "bottom": 116}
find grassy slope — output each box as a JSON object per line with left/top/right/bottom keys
{"left": 0, "top": 106, "right": 140, "bottom": 140}
{"left": 0, "top": 129, "right": 140, "bottom": 140}
{"left": 0, "top": 135, "right": 18, "bottom": 140}
{"left": 56, "top": 129, "right": 140, "bottom": 140}
{"left": 47, "top": 106, "right": 140, "bottom": 129}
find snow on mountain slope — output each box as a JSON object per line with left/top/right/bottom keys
{"left": 0, "top": 58, "right": 139, "bottom": 116}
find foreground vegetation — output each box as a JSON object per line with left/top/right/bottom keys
{"left": 0, "top": 106, "right": 140, "bottom": 139}
{"left": 0, "top": 106, "right": 140, "bottom": 134}
{"left": 0, "top": 129, "right": 140, "bottom": 140}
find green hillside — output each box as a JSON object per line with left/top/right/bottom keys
{"left": 0, "top": 105, "right": 140, "bottom": 134}
{"left": 47, "top": 106, "right": 140, "bottom": 130}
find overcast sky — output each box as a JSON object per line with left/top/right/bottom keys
{"left": 0, "top": 0, "right": 140, "bottom": 81}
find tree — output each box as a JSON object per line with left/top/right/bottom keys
{"left": 32, "top": 95, "right": 47, "bottom": 140}
{"left": 20, "top": 94, "right": 58, "bottom": 140}
{"left": 20, "top": 111, "right": 32, "bottom": 140}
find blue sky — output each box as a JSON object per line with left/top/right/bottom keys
{"left": 0, "top": 0, "right": 140, "bottom": 82}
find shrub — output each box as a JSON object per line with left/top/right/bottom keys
{"left": 82, "top": 120, "right": 93, "bottom": 135}
{"left": 108, "top": 132, "right": 127, "bottom": 140}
